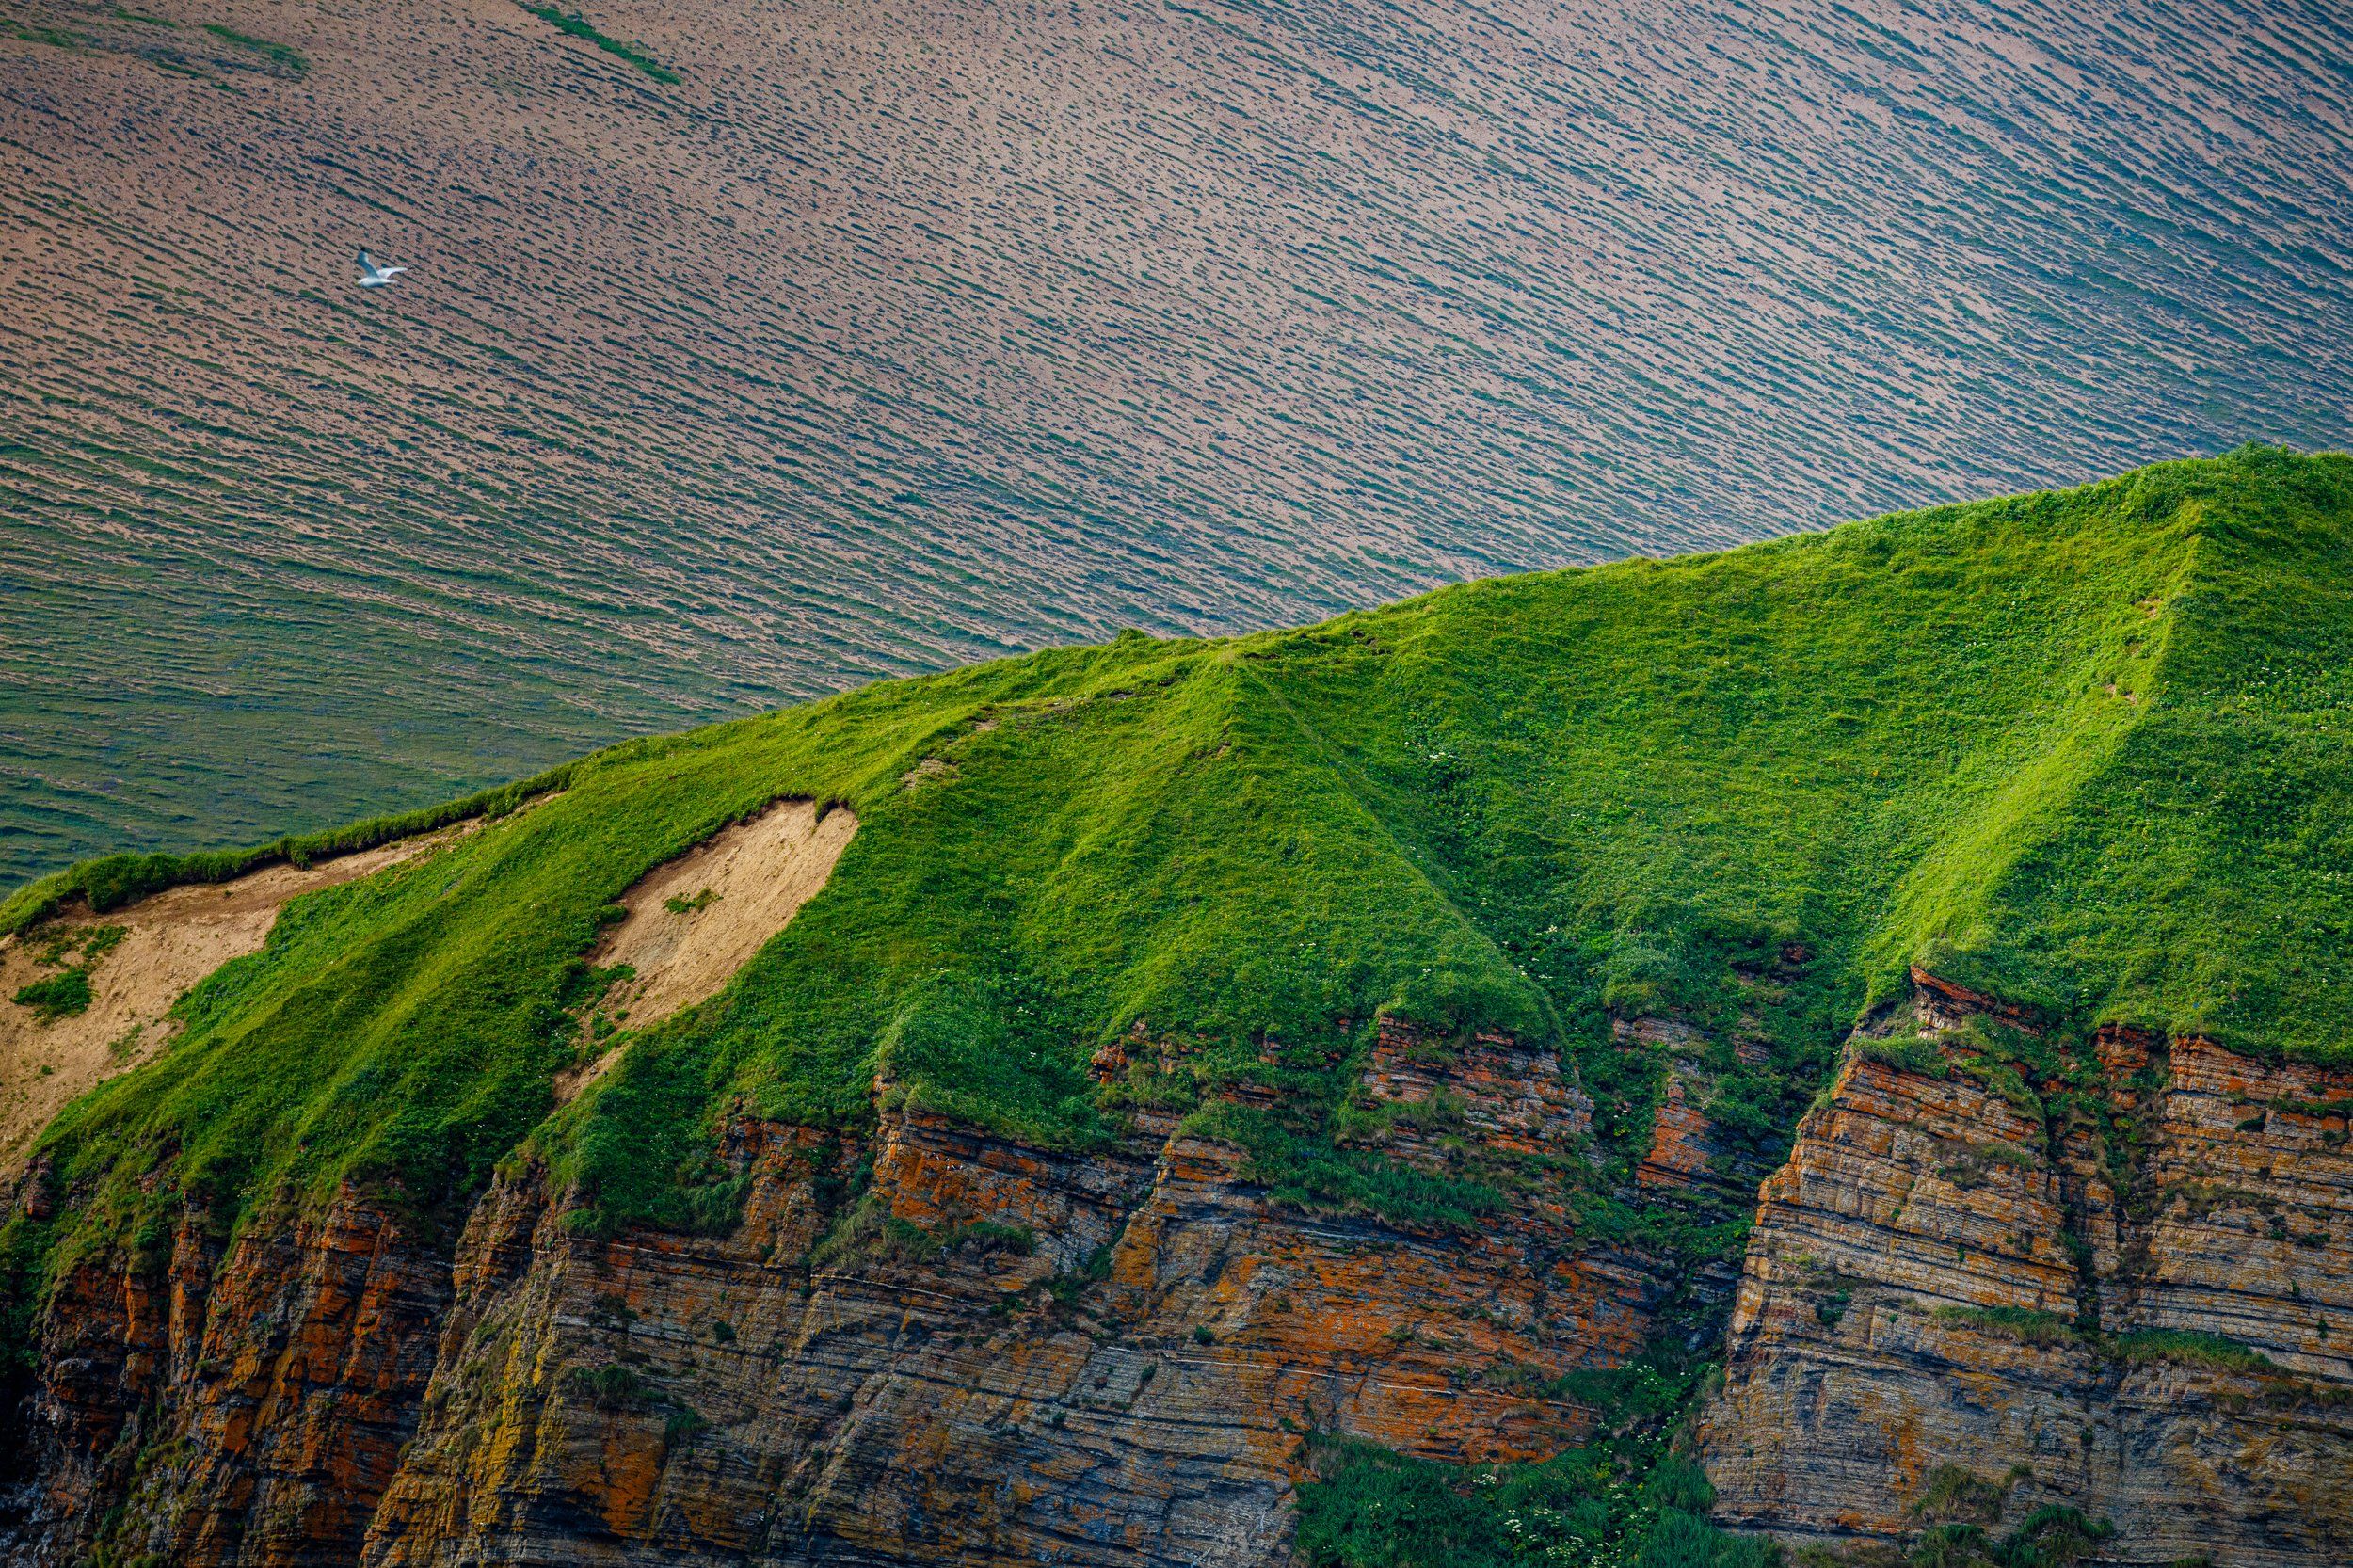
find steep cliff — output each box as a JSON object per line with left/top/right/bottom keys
{"left": 11, "top": 1024, "right": 1672, "bottom": 1566}
{"left": 1702, "top": 976, "right": 2353, "bottom": 1564}
{"left": 12, "top": 1177, "right": 449, "bottom": 1565}
{"left": 358, "top": 1027, "right": 1652, "bottom": 1566}
{"left": 5, "top": 449, "right": 2353, "bottom": 1566}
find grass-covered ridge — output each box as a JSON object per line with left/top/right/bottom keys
{"left": 0, "top": 768, "right": 572, "bottom": 938}
{"left": 5, "top": 448, "right": 2349, "bottom": 1334}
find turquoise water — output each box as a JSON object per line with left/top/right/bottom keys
{"left": 2, "top": 0, "right": 2347, "bottom": 884}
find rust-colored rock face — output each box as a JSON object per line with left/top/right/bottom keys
{"left": 1352, "top": 1020, "right": 1593, "bottom": 1158}
{"left": 12, "top": 1181, "right": 450, "bottom": 1566}
{"left": 16, "top": 989, "right": 2353, "bottom": 1566}
{"left": 1612, "top": 1004, "right": 1781, "bottom": 1208}
{"left": 1701, "top": 979, "right": 2353, "bottom": 1565}
{"left": 7, "top": 1025, "right": 1666, "bottom": 1567}
{"left": 358, "top": 1032, "right": 1663, "bottom": 1566}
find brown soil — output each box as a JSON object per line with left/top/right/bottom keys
{"left": 564, "top": 798, "right": 856, "bottom": 1097}
{"left": 0, "top": 829, "right": 471, "bottom": 1172}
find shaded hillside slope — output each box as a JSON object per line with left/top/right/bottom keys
{"left": 3, "top": 447, "right": 2350, "bottom": 1563}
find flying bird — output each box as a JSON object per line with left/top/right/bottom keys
{"left": 356, "top": 249, "right": 408, "bottom": 288}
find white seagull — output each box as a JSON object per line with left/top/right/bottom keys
{"left": 356, "top": 249, "right": 408, "bottom": 288}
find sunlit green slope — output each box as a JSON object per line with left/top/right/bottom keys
{"left": 7, "top": 446, "right": 2348, "bottom": 1318}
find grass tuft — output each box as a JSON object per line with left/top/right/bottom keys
{"left": 1932, "top": 1304, "right": 2083, "bottom": 1349}
{"left": 2110, "top": 1328, "right": 2277, "bottom": 1373}
{"left": 13, "top": 968, "right": 92, "bottom": 1023}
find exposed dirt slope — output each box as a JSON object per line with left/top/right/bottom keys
{"left": 567, "top": 798, "right": 856, "bottom": 1095}
{"left": 0, "top": 830, "right": 465, "bottom": 1170}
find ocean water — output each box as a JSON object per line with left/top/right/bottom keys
{"left": 1, "top": 0, "right": 2347, "bottom": 885}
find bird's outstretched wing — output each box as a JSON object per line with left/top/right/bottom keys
{"left": 358, "top": 248, "right": 375, "bottom": 270}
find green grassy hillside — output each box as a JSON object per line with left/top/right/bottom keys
{"left": 6, "top": 449, "right": 2349, "bottom": 1472}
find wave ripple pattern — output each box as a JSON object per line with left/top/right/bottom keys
{"left": 2, "top": 0, "right": 2347, "bottom": 880}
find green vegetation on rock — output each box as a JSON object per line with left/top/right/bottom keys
{"left": 2109, "top": 1328, "right": 2278, "bottom": 1374}
{"left": 4, "top": 450, "right": 2350, "bottom": 1546}
{"left": 1297, "top": 1440, "right": 1771, "bottom": 1568}
{"left": 1296, "top": 1344, "right": 1767, "bottom": 1567}
{"left": 1785, "top": 1504, "right": 2117, "bottom": 1568}
{"left": 1930, "top": 1304, "right": 2081, "bottom": 1349}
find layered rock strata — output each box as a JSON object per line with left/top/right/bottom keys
{"left": 22, "top": 968, "right": 2352, "bottom": 1568}
{"left": 1702, "top": 975, "right": 2353, "bottom": 1566}
{"left": 360, "top": 1035, "right": 1656, "bottom": 1565}
{"left": 1611, "top": 958, "right": 1788, "bottom": 1208}
{"left": 7, "top": 1024, "right": 1662, "bottom": 1567}
{"left": 11, "top": 1180, "right": 449, "bottom": 1565}
{"left": 1350, "top": 1020, "right": 1593, "bottom": 1157}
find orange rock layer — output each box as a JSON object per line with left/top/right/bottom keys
{"left": 13, "top": 992, "right": 2352, "bottom": 1566}
{"left": 7, "top": 1024, "right": 1670, "bottom": 1566}
{"left": 1700, "top": 980, "right": 2353, "bottom": 1566}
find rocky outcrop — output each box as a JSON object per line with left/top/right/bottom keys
{"left": 1610, "top": 976, "right": 1785, "bottom": 1210}
{"left": 1701, "top": 975, "right": 2353, "bottom": 1565}
{"left": 19, "top": 973, "right": 2353, "bottom": 1568}
{"left": 1349, "top": 1020, "right": 1593, "bottom": 1159}
{"left": 7, "top": 1023, "right": 1657, "bottom": 1567}
{"left": 359, "top": 1027, "right": 1660, "bottom": 1565}
{"left": 10, "top": 1180, "right": 450, "bottom": 1566}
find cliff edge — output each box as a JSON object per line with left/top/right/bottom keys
{"left": 6, "top": 448, "right": 2351, "bottom": 1566}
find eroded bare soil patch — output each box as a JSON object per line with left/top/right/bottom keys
{"left": 567, "top": 798, "right": 856, "bottom": 1096}
{"left": 0, "top": 828, "right": 471, "bottom": 1170}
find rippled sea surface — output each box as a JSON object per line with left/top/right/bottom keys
{"left": 2, "top": 0, "right": 2347, "bottom": 883}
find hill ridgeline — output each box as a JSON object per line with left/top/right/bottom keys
{"left": 3, "top": 446, "right": 2350, "bottom": 1567}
